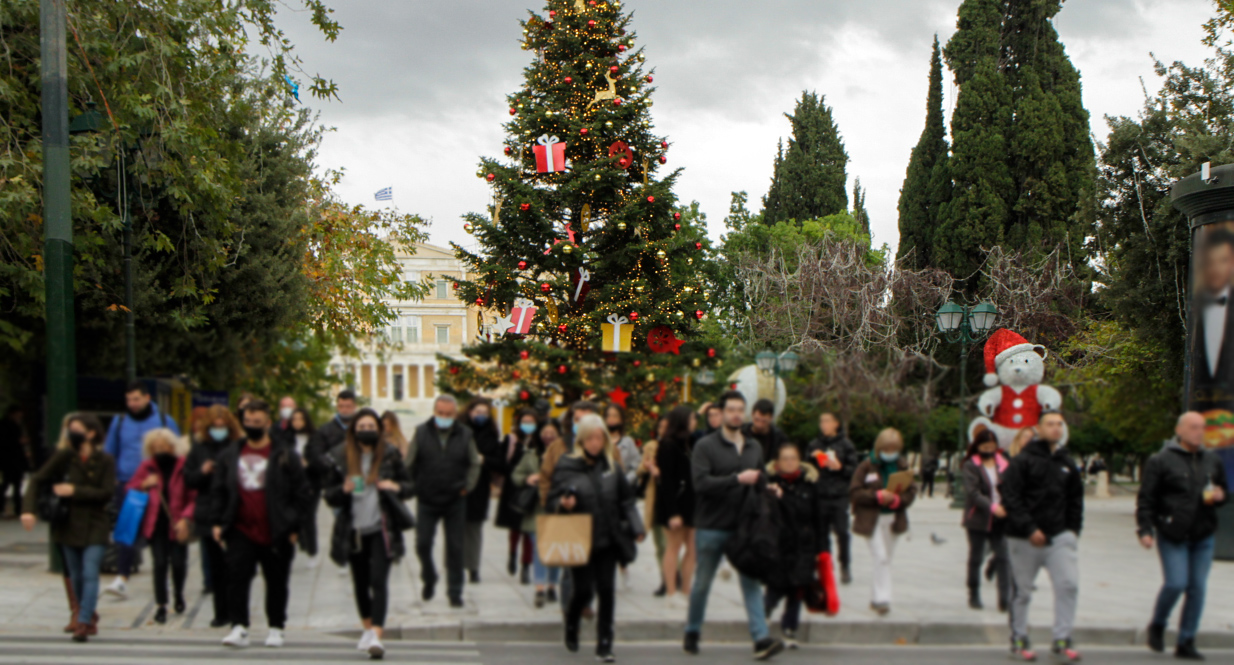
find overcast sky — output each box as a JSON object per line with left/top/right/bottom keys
{"left": 276, "top": 0, "right": 1217, "bottom": 255}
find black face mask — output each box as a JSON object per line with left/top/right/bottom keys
{"left": 978, "top": 450, "right": 995, "bottom": 460}
{"left": 607, "top": 424, "right": 622, "bottom": 433}
{"left": 356, "top": 431, "right": 380, "bottom": 447}
{"left": 243, "top": 425, "right": 266, "bottom": 442}
{"left": 129, "top": 402, "right": 154, "bottom": 420}
{"left": 154, "top": 452, "right": 176, "bottom": 463}
{"left": 68, "top": 431, "right": 87, "bottom": 450}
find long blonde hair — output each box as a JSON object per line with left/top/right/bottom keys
{"left": 1009, "top": 427, "right": 1035, "bottom": 458}
{"left": 569, "top": 413, "right": 616, "bottom": 466}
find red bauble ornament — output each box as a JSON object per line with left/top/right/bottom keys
{"left": 588, "top": 19, "right": 596, "bottom": 27}
{"left": 564, "top": 76, "right": 573, "bottom": 84}
{"left": 647, "top": 196, "right": 655, "bottom": 203}
{"left": 557, "top": 324, "right": 568, "bottom": 334}
{"left": 629, "top": 312, "right": 639, "bottom": 321}
{"left": 675, "top": 224, "right": 681, "bottom": 231}
{"left": 609, "top": 65, "right": 619, "bottom": 74}
{"left": 695, "top": 242, "right": 703, "bottom": 250}
{"left": 452, "top": 282, "right": 459, "bottom": 290}
{"left": 633, "top": 360, "right": 642, "bottom": 367}
{"left": 646, "top": 75, "right": 654, "bottom": 83}
{"left": 519, "top": 350, "right": 530, "bottom": 360}
{"left": 618, "top": 44, "right": 627, "bottom": 52}
{"left": 557, "top": 365, "right": 568, "bottom": 375}
{"left": 618, "top": 158, "right": 630, "bottom": 168}
{"left": 674, "top": 212, "right": 682, "bottom": 220}
{"left": 707, "top": 348, "right": 717, "bottom": 358}
{"left": 613, "top": 98, "right": 622, "bottom": 106}
{"left": 662, "top": 141, "right": 669, "bottom": 149}
{"left": 517, "top": 260, "right": 527, "bottom": 270}
{"left": 475, "top": 297, "right": 484, "bottom": 306}
{"left": 549, "top": 10, "right": 556, "bottom": 18}
{"left": 520, "top": 203, "right": 531, "bottom": 211}
{"left": 659, "top": 155, "right": 667, "bottom": 164}
{"left": 486, "top": 173, "right": 496, "bottom": 182}
{"left": 695, "top": 310, "right": 705, "bottom": 320}
{"left": 504, "top": 146, "right": 512, "bottom": 155}
{"left": 520, "top": 390, "right": 530, "bottom": 401}
{"left": 589, "top": 1, "right": 597, "bottom": 6}
{"left": 580, "top": 128, "right": 589, "bottom": 135}
{"left": 512, "top": 370, "right": 521, "bottom": 380}
{"left": 540, "top": 283, "right": 551, "bottom": 293}
{"left": 674, "top": 376, "right": 682, "bottom": 384}
{"left": 449, "top": 366, "right": 460, "bottom": 375}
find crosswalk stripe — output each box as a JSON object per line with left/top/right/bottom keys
{"left": 0, "top": 640, "right": 478, "bottom": 657}
{"left": 0, "top": 657, "right": 481, "bottom": 665}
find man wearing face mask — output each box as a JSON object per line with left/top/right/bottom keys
{"left": 406, "top": 394, "right": 481, "bottom": 608}
{"left": 1001, "top": 411, "right": 1085, "bottom": 664}
{"left": 211, "top": 401, "right": 311, "bottom": 649}
{"left": 184, "top": 404, "right": 241, "bottom": 627}
{"left": 269, "top": 396, "right": 298, "bottom": 451}
{"left": 102, "top": 381, "right": 179, "bottom": 600}
{"left": 304, "top": 390, "right": 358, "bottom": 563}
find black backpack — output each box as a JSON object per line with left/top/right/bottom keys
{"left": 723, "top": 481, "right": 785, "bottom": 585}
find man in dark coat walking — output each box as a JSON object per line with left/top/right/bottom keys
{"left": 805, "top": 412, "right": 858, "bottom": 584}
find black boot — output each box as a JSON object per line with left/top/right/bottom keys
{"left": 968, "top": 589, "right": 983, "bottom": 610}
{"left": 520, "top": 564, "right": 531, "bottom": 585}
{"left": 565, "top": 624, "right": 579, "bottom": 653}
{"left": 507, "top": 551, "right": 517, "bottom": 576}
{"left": 468, "top": 569, "right": 480, "bottom": 584}
{"left": 1175, "top": 638, "right": 1204, "bottom": 661}
{"left": 597, "top": 630, "right": 615, "bottom": 662}
{"left": 653, "top": 581, "right": 667, "bottom": 597}
{"left": 1147, "top": 623, "right": 1165, "bottom": 653}
{"left": 841, "top": 566, "right": 852, "bottom": 585}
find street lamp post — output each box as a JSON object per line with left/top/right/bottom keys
{"left": 755, "top": 350, "right": 799, "bottom": 379}
{"left": 935, "top": 301, "right": 998, "bottom": 506}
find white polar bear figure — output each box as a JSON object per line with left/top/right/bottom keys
{"left": 968, "top": 328, "right": 1065, "bottom": 450}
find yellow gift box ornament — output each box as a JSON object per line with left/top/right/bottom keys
{"left": 601, "top": 314, "right": 633, "bottom": 353}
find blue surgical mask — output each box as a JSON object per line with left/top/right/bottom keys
{"left": 519, "top": 422, "right": 537, "bottom": 435}
{"left": 435, "top": 417, "right": 454, "bottom": 430}
{"left": 878, "top": 452, "right": 900, "bottom": 463}
{"left": 473, "top": 414, "right": 489, "bottom": 425}
{"left": 208, "top": 427, "right": 229, "bottom": 442}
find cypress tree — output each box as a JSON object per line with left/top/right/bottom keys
{"left": 762, "top": 91, "right": 849, "bottom": 224}
{"left": 853, "top": 178, "right": 870, "bottom": 240}
{"left": 896, "top": 36, "right": 951, "bottom": 270}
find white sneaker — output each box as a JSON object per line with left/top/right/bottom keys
{"left": 368, "top": 635, "right": 385, "bottom": 659}
{"left": 620, "top": 569, "right": 632, "bottom": 591}
{"left": 222, "top": 626, "right": 250, "bottom": 648}
{"left": 265, "top": 627, "right": 285, "bottom": 648}
{"left": 307, "top": 554, "right": 321, "bottom": 569}
{"left": 104, "top": 577, "right": 128, "bottom": 599}
{"left": 357, "top": 629, "right": 374, "bottom": 652}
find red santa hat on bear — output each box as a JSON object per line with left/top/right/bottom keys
{"left": 983, "top": 328, "right": 1045, "bottom": 387}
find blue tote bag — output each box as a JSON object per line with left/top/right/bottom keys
{"left": 112, "top": 490, "right": 149, "bottom": 546}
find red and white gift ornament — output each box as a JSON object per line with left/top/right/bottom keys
{"left": 534, "top": 134, "right": 567, "bottom": 173}
{"left": 509, "top": 298, "right": 539, "bottom": 335}
{"left": 571, "top": 267, "right": 592, "bottom": 304}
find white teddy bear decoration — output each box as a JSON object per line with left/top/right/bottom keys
{"left": 968, "top": 328, "right": 1064, "bottom": 450}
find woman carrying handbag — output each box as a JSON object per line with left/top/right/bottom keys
{"left": 125, "top": 428, "right": 196, "bottom": 624}
{"left": 548, "top": 413, "right": 645, "bottom": 662}
{"left": 323, "top": 408, "right": 414, "bottom": 660}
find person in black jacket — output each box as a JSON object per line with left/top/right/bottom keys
{"left": 743, "top": 399, "right": 792, "bottom": 464}
{"left": 1001, "top": 411, "right": 1084, "bottom": 664}
{"left": 323, "top": 408, "right": 414, "bottom": 660}
{"left": 407, "top": 395, "right": 481, "bottom": 607}
{"left": 1137, "top": 412, "right": 1229, "bottom": 660}
{"left": 210, "top": 400, "right": 312, "bottom": 650}
{"left": 763, "top": 443, "right": 827, "bottom": 649}
{"left": 685, "top": 390, "right": 784, "bottom": 661}
{"left": 804, "top": 412, "right": 858, "bottom": 584}
{"left": 961, "top": 428, "right": 1011, "bottom": 612}
{"left": 656, "top": 406, "right": 697, "bottom": 605}
{"left": 549, "top": 413, "right": 644, "bottom": 662}
{"left": 462, "top": 398, "right": 502, "bottom": 584}
{"left": 305, "top": 390, "right": 358, "bottom": 562}
{"left": 269, "top": 396, "right": 298, "bottom": 451}
{"left": 183, "top": 404, "right": 242, "bottom": 628}
{"left": 495, "top": 408, "right": 535, "bottom": 584}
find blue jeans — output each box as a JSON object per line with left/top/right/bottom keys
{"left": 63, "top": 544, "right": 106, "bottom": 625}
{"left": 1152, "top": 535, "right": 1216, "bottom": 640}
{"left": 686, "top": 529, "right": 769, "bottom": 643}
{"left": 529, "top": 534, "right": 561, "bottom": 587}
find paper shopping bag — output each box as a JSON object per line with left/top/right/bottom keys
{"left": 535, "top": 513, "right": 592, "bottom": 567}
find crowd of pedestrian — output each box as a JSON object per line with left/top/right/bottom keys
{"left": 4, "top": 382, "right": 1229, "bottom": 662}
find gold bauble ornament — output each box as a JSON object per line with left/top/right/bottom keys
{"left": 563, "top": 244, "right": 574, "bottom": 254}
{"left": 635, "top": 284, "right": 645, "bottom": 293}
{"left": 605, "top": 121, "right": 613, "bottom": 128}
{"left": 617, "top": 222, "right": 627, "bottom": 231}
{"left": 716, "top": 359, "right": 724, "bottom": 367}
{"left": 464, "top": 223, "right": 474, "bottom": 234}
{"left": 683, "top": 286, "right": 694, "bottom": 295}
{"left": 692, "top": 358, "right": 701, "bottom": 367}
{"left": 646, "top": 373, "right": 655, "bottom": 382}
{"left": 595, "top": 174, "right": 602, "bottom": 181}
{"left": 687, "top": 258, "right": 694, "bottom": 265}
{"left": 476, "top": 170, "right": 485, "bottom": 178}
{"left": 675, "top": 310, "right": 684, "bottom": 319}
{"left": 538, "top": 362, "right": 549, "bottom": 371}
{"left": 656, "top": 250, "right": 667, "bottom": 260}
{"left": 585, "top": 62, "right": 593, "bottom": 69}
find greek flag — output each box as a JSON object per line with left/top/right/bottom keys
{"left": 374, "top": 187, "right": 393, "bottom": 202}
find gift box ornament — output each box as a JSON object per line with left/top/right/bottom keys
{"left": 534, "top": 134, "right": 567, "bottom": 173}
{"left": 509, "top": 298, "right": 538, "bottom": 335}
{"left": 601, "top": 314, "right": 633, "bottom": 353}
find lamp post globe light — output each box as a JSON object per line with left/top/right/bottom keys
{"left": 935, "top": 300, "right": 999, "bottom": 506}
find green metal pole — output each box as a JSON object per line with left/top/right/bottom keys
{"left": 950, "top": 328, "right": 969, "bottom": 508}
{"left": 41, "top": 0, "right": 74, "bottom": 573}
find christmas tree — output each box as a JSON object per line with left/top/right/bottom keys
{"left": 438, "top": 0, "right": 723, "bottom": 421}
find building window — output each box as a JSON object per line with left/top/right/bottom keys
{"left": 407, "top": 326, "right": 419, "bottom": 344}
{"left": 436, "top": 280, "right": 449, "bottom": 299}
{"left": 436, "top": 325, "right": 450, "bottom": 346}
{"left": 393, "top": 369, "right": 404, "bottom": 402}
{"left": 391, "top": 326, "right": 403, "bottom": 343}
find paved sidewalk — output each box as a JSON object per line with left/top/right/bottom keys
{"left": 1, "top": 494, "right": 1232, "bottom": 646}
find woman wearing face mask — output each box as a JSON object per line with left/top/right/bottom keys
{"left": 461, "top": 398, "right": 501, "bottom": 584}
{"left": 495, "top": 409, "right": 536, "bottom": 583}
{"left": 962, "top": 428, "right": 1011, "bottom": 612}
{"left": 126, "top": 428, "right": 196, "bottom": 624}
{"left": 22, "top": 413, "right": 115, "bottom": 642}
{"left": 512, "top": 418, "right": 562, "bottom": 606}
{"left": 549, "top": 413, "right": 645, "bottom": 662}
{"left": 850, "top": 428, "right": 917, "bottom": 616}
{"left": 323, "top": 408, "right": 413, "bottom": 659}
{"left": 183, "top": 404, "right": 242, "bottom": 628}
{"left": 380, "top": 411, "right": 409, "bottom": 459}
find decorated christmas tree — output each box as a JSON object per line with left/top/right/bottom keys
{"left": 438, "top": 0, "right": 723, "bottom": 420}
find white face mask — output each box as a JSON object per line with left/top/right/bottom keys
{"left": 279, "top": 407, "right": 294, "bottom": 421}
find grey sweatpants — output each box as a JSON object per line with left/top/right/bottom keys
{"left": 1007, "top": 531, "right": 1079, "bottom": 642}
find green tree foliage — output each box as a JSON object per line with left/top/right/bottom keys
{"left": 0, "top": 0, "right": 426, "bottom": 410}
{"left": 896, "top": 36, "right": 951, "bottom": 271}
{"left": 852, "top": 178, "right": 870, "bottom": 238}
{"left": 438, "top": 0, "right": 722, "bottom": 418}
{"left": 938, "top": 0, "right": 1095, "bottom": 288}
{"left": 761, "top": 92, "right": 849, "bottom": 225}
